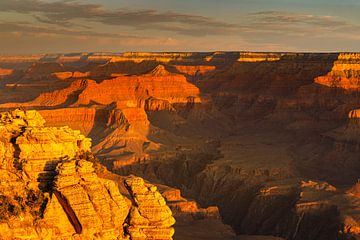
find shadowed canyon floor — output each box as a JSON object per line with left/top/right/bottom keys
{"left": 0, "top": 52, "right": 359, "bottom": 239}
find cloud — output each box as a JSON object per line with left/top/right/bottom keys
{"left": 0, "top": 0, "right": 238, "bottom": 36}
{"left": 251, "top": 11, "right": 347, "bottom": 27}
{"left": 1, "top": 1, "right": 355, "bottom": 39}
{"left": 1, "top": 1, "right": 360, "bottom": 53}
{"left": 0, "top": 21, "right": 201, "bottom": 54}
{"left": 245, "top": 11, "right": 357, "bottom": 35}
{"left": 0, "top": 21, "right": 146, "bottom": 39}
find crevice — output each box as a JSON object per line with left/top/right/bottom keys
{"left": 54, "top": 191, "right": 82, "bottom": 234}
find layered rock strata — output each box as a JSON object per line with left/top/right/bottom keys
{"left": 0, "top": 109, "right": 175, "bottom": 240}
{"left": 124, "top": 176, "right": 175, "bottom": 240}
{"left": 315, "top": 53, "right": 360, "bottom": 89}
{"left": 1, "top": 52, "right": 360, "bottom": 240}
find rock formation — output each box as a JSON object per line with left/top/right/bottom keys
{"left": 315, "top": 53, "right": 360, "bottom": 89}
{"left": 124, "top": 176, "right": 175, "bottom": 239}
{"left": 0, "top": 68, "right": 13, "bottom": 77}
{"left": 75, "top": 65, "right": 201, "bottom": 106}
{"left": 0, "top": 109, "right": 175, "bottom": 240}
{"left": 0, "top": 52, "right": 360, "bottom": 239}
{"left": 52, "top": 71, "right": 89, "bottom": 80}
{"left": 237, "top": 52, "right": 282, "bottom": 62}
{"left": 173, "top": 65, "right": 215, "bottom": 76}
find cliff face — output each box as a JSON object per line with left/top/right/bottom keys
{"left": 0, "top": 52, "right": 359, "bottom": 239}
{"left": 237, "top": 52, "right": 282, "bottom": 62}
{"left": 12, "top": 79, "right": 88, "bottom": 107}
{"left": 173, "top": 65, "right": 216, "bottom": 76}
{"left": 315, "top": 53, "right": 360, "bottom": 89}
{"left": 52, "top": 71, "right": 89, "bottom": 80}
{"left": 0, "top": 109, "right": 175, "bottom": 240}
{"left": 75, "top": 65, "right": 201, "bottom": 106}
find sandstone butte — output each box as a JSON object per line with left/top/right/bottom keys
{"left": 1, "top": 52, "right": 360, "bottom": 240}
{"left": 0, "top": 109, "right": 176, "bottom": 240}
{"left": 315, "top": 53, "right": 360, "bottom": 89}
{"left": 75, "top": 65, "right": 201, "bottom": 106}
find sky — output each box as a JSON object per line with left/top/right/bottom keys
{"left": 1, "top": 0, "right": 360, "bottom": 54}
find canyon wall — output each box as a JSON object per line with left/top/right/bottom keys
{"left": 0, "top": 52, "right": 359, "bottom": 239}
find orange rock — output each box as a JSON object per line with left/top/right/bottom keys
{"left": 0, "top": 68, "right": 13, "bottom": 77}
{"left": 52, "top": 71, "right": 89, "bottom": 80}
{"left": 315, "top": 53, "right": 360, "bottom": 89}
{"left": 24, "top": 62, "right": 64, "bottom": 79}
{"left": 124, "top": 176, "right": 175, "bottom": 240}
{"left": 349, "top": 180, "right": 360, "bottom": 198}
{"left": 173, "top": 65, "right": 216, "bottom": 76}
{"left": 39, "top": 107, "right": 97, "bottom": 136}
{"left": 52, "top": 71, "right": 73, "bottom": 80}
{"left": 75, "top": 65, "right": 201, "bottom": 106}
{"left": 0, "top": 109, "right": 176, "bottom": 240}
{"left": 110, "top": 52, "right": 197, "bottom": 63}
{"left": 237, "top": 52, "right": 282, "bottom": 62}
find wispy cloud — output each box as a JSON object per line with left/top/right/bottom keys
{"left": 0, "top": 1, "right": 356, "bottom": 38}
{"left": 1, "top": 0, "right": 360, "bottom": 53}
{"left": 251, "top": 11, "right": 347, "bottom": 27}
{"left": 0, "top": 21, "right": 147, "bottom": 39}
{"left": 0, "top": 0, "right": 238, "bottom": 36}
{"left": 244, "top": 11, "right": 358, "bottom": 35}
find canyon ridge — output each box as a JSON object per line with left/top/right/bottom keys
{"left": 0, "top": 52, "right": 359, "bottom": 240}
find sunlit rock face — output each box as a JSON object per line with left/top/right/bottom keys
{"left": 0, "top": 52, "right": 360, "bottom": 240}
{"left": 75, "top": 65, "right": 201, "bottom": 106}
{"left": 51, "top": 71, "right": 89, "bottom": 80}
{"left": 124, "top": 176, "right": 176, "bottom": 240}
{"left": 315, "top": 53, "right": 360, "bottom": 89}
{"left": 0, "top": 68, "right": 13, "bottom": 77}
{"left": 237, "top": 52, "right": 282, "bottom": 62}
{"left": 173, "top": 65, "right": 216, "bottom": 76}
{"left": 0, "top": 109, "right": 175, "bottom": 240}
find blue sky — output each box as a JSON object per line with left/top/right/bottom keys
{"left": 1, "top": 0, "right": 360, "bottom": 54}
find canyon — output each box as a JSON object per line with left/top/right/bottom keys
{"left": 0, "top": 52, "right": 359, "bottom": 239}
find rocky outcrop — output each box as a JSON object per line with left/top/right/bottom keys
{"left": 52, "top": 71, "right": 89, "bottom": 80}
{"left": 0, "top": 109, "right": 175, "bottom": 240}
{"left": 349, "top": 180, "right": 360, "bottom": 198}
{"left": 52, "top": 159, "right": 130, "bottom": 239}
{"left": 124, "top": 176, "right": 175, "bottom": 240}
{"left": 0, "top": 109, "right": 91, "bottom": 190}
{"left": 0, "top": 79, "right": 88, "bottom": 109}
{"left": 28, "top": 79, "right": 88, "bottom": 107}
{"left": 109, "top": 52, "right": 203, "bottom": 63}
{"left": 315, "top": 53, "right": 360, "bottom": 89}
{"left": 22, "top": 62, "right": 65, "bottom": 80}
{"left": 146, "top": 65, "right": 171, "bottom": 76}
{"left": 173, "top": 65, "right": 216, "bottom": 77}
{"left": 91, "top": 104, "right": 162, "bottom": 162}
{"left": 0, "top": 55, "right": 43, "bottom": 70}
{"left": 38, "top": 107, "right": 98, "bottom": 136}
{"left": 237, "top": 53, "right": 282, "bottom": 62}
{"left": 1, "top": 52, "right": 360, "bottom": 240}
{"left": 75, "top": 65, "right": 201, "bottom": 106}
